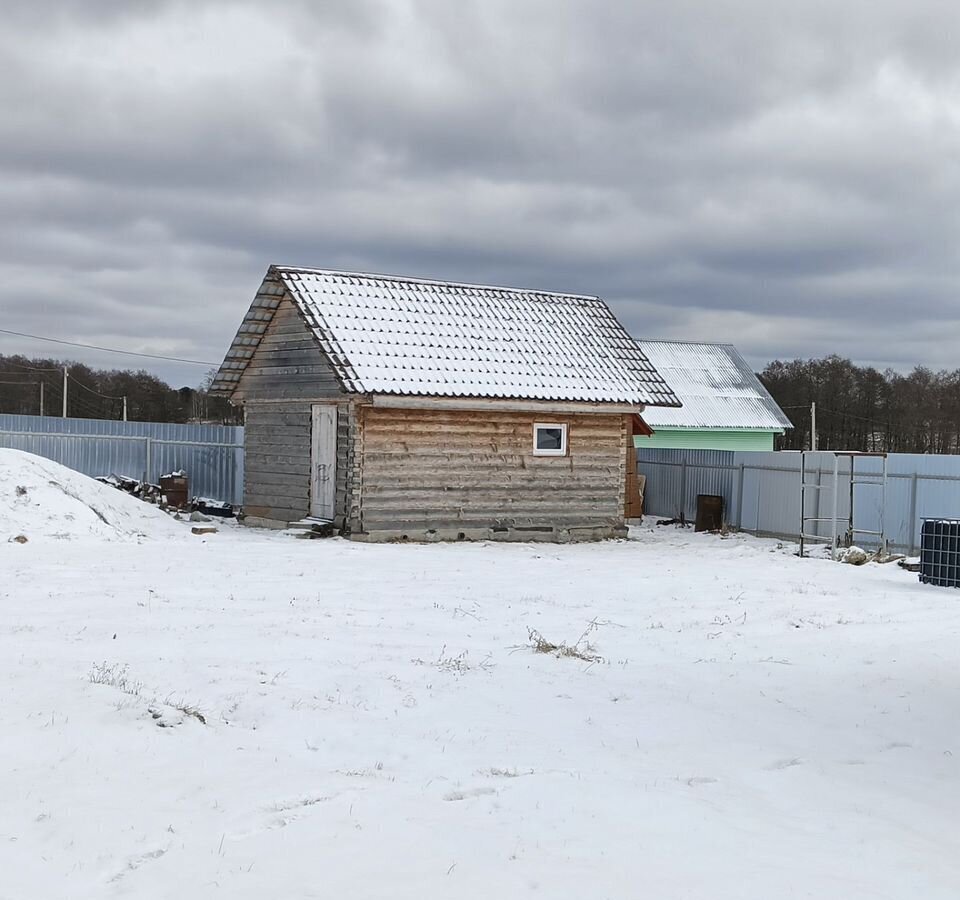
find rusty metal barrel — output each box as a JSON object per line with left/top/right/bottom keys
{"left": 160, "top": 473, "right": 189, "bottom": 510}
{"left": 695, "top": 494, "right": 724, "bottom": 532}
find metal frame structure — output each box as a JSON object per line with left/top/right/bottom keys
{"left": 800, "top": 451, "right": 888, "bottom": 559}
{"left": 633, "top": 447, "right": 960, "bottom": 555}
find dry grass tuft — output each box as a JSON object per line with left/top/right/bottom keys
{"left": 165, "top": 697, "right": 207, "bottom": 725}
{"left": 88, "top": 662, "right": 143, "bottom": 696}
{"left": 88, "top": 662, "right": 206, "bottom": 725}
{"left": 526, "top": 619, "right": 603, "bottom": 662}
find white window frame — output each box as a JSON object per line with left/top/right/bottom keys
{"left": 533, "top": 422, "right": 568, "bottom": 457}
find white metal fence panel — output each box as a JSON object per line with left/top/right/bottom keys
{"left": 0, "top": 414, "right": 244, "bottom": 505}
{"left": 637, "top": 447, "right": 960, "bottom": 554}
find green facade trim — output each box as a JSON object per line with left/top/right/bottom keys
{"left": 636, "top": 428, "right": 778, "bottom": 451}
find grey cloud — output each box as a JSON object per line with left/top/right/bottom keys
{"left": 1, "top": 0, "right": 959, "bottom": 389}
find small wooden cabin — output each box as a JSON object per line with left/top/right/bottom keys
{"left": 210, "top": 267, "right": 679, "bottom": 541}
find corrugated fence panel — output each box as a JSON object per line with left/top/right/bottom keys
{"left": 635, "top": 448, "right": 738, "bottom": 522}
{"left": 889, "top": 453, "right": 960, "bottom": 552}
{"left": 635, "top": 448, "right": 684, "bottom": 519}
{"left": 0, "top": 414, "right": 244, "bottom": 505}
{"left": 637, "top": 447, "right": 960, "bottom": 553}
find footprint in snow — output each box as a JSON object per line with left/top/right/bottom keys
{"left": 107, "top": 847, "right": 167, "bottom": 883}
{"left": 230, "top": 790, "right": 352, "bottom": 842}
{"left": 766, "top": 758, "right": 804, "bottom": 771}
{"left": 480, "top": 767, "right": 534, "bottom": 779}
{"left": 273, "top": 793, "right": 339, "bottom": 813}
{"left": 444, "top": 787, "right": 498, "bottom": 802}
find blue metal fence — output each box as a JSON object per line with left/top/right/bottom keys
{"left": 637, "top": 447, "right": 960, "bottom": 555}
{"left": 0, "top": 414, "right": 244, "bottom": 505}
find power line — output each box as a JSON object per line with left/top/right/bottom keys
{"left": 15, "top": 375, "right": 109, "bottom": 419}
{"left": 68, "top": 374, "right": 123, "bottom": 401}
{"left": 63, "top": 392, "right": 109, "bottom": 419}
{"left": 0, "top": 328, "right": 218, "bottom": 367}
{"left": 780, "top": 403, "right": 887, "bottom": 426}
{"left": 816, "top": 406, "right": 885, "bottom": 425}
{"left": 1, "top": 359, "right": 62, "bottom": 372}
{"left": 0, "top": 364, "right": 122, "bottom": 415}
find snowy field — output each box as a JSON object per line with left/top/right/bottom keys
{"left": 2, "top": 450, "right": 960, "bottom": 899}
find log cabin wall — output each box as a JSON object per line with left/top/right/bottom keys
{"left": 242, "top": 402, "right": 313, "bottom": 524}
{"left": 242, "top": 401, "right": 358, "bottom": 528}
{"left": 234, "top": 293, "right": 359, "bottom": 528}
{"left": 353, "top": 406, "right": 627, "bottom": 541}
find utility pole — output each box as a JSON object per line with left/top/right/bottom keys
{"left": 122, "top": 396, "right": 128, "bottom": 422}
{"left": 811, "top": 401, "right": 818, "bottom": 451}
{"left": 39, "top": 381, "right": 44, "bottom": 417}
{"left": 62, "top": 366, "right": 68, "bottom": 418}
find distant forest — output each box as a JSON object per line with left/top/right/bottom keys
{"left": 0, "top": 354, "right": 240, "bottom": 424}
{"left": 760, "top": 356, "right": 960, "bottom": 454}
{"left": 2, "top": 351, "right": 957, "bottom": 451}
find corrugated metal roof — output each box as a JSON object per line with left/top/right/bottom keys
{"left": 633, "top": 341, "right": 792, "bottom": 430}
{"left": 213, "top": 267, "right": 680, "bottom": 407}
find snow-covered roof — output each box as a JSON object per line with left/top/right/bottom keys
{"left": 633, "top": 341, "right": 792, "bottom": 430}
{"left": 213, "top": 267, "right": 680, "bottom": 407}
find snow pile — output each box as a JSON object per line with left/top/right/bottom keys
{"left": 838, "top": 545, "right": 869, "bottom": 565}
{"left": 0, "top": 449, "right": 185, "bottom": 542}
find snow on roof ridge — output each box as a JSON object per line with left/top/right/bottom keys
{"left": 272, "top": 265, "right": 601, "bottom": 303}
{"left": 635, "top": 338, "right": 739, "bottom": 349}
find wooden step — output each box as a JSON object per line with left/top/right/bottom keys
{"left": 283, "top": 518, "right": 335, "bottom": 539}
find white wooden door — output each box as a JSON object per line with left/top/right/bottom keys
{"left": 310, "top": 404, "right": 338, "bottom": 520}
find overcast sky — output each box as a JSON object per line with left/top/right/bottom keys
{"left": 1, "top": 0, "right": 958, "bottom": 386}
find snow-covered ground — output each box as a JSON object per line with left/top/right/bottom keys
{"left": 2, "top": 454, "right": 960, "bottom": 898}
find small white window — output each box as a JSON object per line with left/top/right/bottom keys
{"left": 533, "top": 423, "right": 568, "bottom": 456}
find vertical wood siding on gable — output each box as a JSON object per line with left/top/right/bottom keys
{"left": 355, "top": 407, "right": 625, "bottom": 533}
{"left": 234, "top": 295, "right": 345, "bottom": 402}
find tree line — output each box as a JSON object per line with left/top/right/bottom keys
{"left": 0, "top": 354, "right": 240, "bottom": 424}
{"left": 759, "top": 356, "right": 960, "bottom": 454}
{"left": 2, "top": 350, "right": 955, "bottom": 450}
